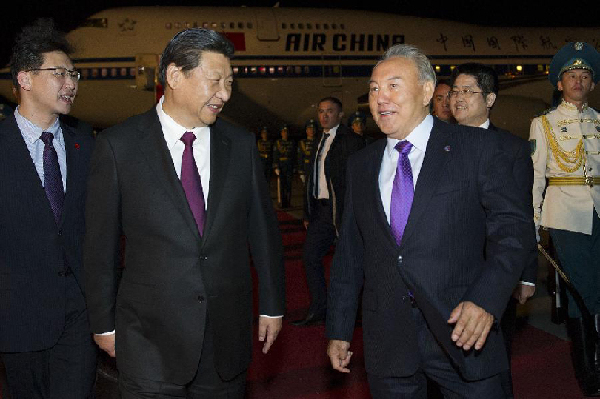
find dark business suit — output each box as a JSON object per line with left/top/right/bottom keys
{"left": 301, "top": 125, "right": 364, "bottom": 317}
{"left": 488, "top": 123, "right": 537, "bottom": 398}
{"left": 83, "top": 109, "right": 285, "bottom": 386}
{"left": 0, "top": 113, "right": 96, "bottom": 397}
{"left": 327, "top": 118, "right": 536, "bottom": 392}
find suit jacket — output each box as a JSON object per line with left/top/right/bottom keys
{"left": 488, "top": 123, "right": 538, "bottom": 284}
{"left": 326, "top": 118, "right": 536, "bottom": 381}
{"left": 83, "top": 109, "right": 285, "bottom": 384}
{"left": 304, "top": 124, "right": 364, "bottom": 230}
{"left": 0, "top": 113, "right": 94, "bottom": 352}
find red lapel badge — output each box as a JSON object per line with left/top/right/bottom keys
{"left": 74, "top": 143, "right": 80, "bottom": 150}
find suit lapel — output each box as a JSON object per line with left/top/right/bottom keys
{"left": 203, "top": 122, "right": 231, "bottom": 239}
{"left": 401, "top": 121, "right": 452, "bottom": 246}
{"left": 136, "top": 110, "right": 200, "bottom": 239}
{"left": 61, "top": 124, "right": 80, "bottom": 227}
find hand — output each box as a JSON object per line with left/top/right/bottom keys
{"left": 327, "top": 340, "right": 353, "bottom": 373}
{"left": 303, "top": 220, "right": 309, "bottom": 229}
{"left": 299, "top": 174, "right": 306, "bottom": 183}
{"left": 274, "top": 168, "right": 280, "bottom": 176}
{"left": 258, "top": 316, "right": 282, "bottom": 354}
{"left": 94, "top": 333, "right": 116, "bottom": 357}
{"left": 512, "top": 284, "right": 536, "bottom": 305}
{"left": 447, "top": 301, "right": 494, "bottom": 351}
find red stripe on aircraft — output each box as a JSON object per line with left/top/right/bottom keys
{"left": 222, "top": 32, "right": 246, "bottom": 51}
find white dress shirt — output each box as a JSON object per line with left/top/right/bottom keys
{"left": 315, "top": 125, "right": 338, "bottom": 199}
{"left": 379, "top": 115, "right": 433, "bottom": 223}
{"left": 156, "top": 96, "right": 211, "bottom": 206}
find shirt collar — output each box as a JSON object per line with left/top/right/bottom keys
{"left": 156, "top": 96, "right": 210, "bottom": 149}
{"left": 14, "top": 106, "right": 62, "bottom": 146}
{"left": 479, "top": 119, "right": 491, "bottom": 129}
{"left": 323, "top": 124, "right": 339, "bottom": 136}
{"left": 385, "top": 114, "right": 433, "bottom": 157}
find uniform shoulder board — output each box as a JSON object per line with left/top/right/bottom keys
{"left": 534, "top": 106, "right": 556, "bottom": 118}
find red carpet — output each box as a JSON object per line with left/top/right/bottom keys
{"left": 245, "top": 210, "right": 586, "bottom": 399}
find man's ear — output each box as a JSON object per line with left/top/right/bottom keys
{"left": 165, "top": 63, "right": 183, "bottom": 90}
{"left": 422, "top": 80, "right": 435, "bottom": 107}
{"left": 17, "top": 71, "right": 31, "bottom": 91}
{"left": 485, "top": 92, "right": 497, "bottom": 108}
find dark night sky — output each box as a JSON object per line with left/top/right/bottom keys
{"left": 0, "top": 0, "right": 598, "bottom": 67}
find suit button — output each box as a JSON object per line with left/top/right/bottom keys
{"left": 58, "top": 271, "right": 65, "bottom": 277}
{"left": 58, "top": 229, "right": 63, "bottom": 236}
{"left": 197, "top": 296, "right": 205, "bottom": 303}
{"left": 398, "top": 255, "right": 403, "bottom": 264}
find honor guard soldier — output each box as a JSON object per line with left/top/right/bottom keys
{"left": 530, "top": 42, "right": 600, "bottom": 397}
{"left": 273, "top": 124, "right": 295, "bottom": 208}
{"left": 298, "top": 119, "right": 317, "bottom": 184}
{"left": 348, "top": 111, "right": 373, "bottom": 145}
{"left": 257, "top": 126, "right": 273, "bottom": 182}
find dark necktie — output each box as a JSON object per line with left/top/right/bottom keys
{"left": 390, "top": 140, "right": 414, "bottom": 246}
{"left": 180, "top": 132, "right": 206, "bottom": 236}
{"left": 314, "top": 133, "right": 330, "bottom": 198}
{"left": 41, "top": 131, "right": 64, "bottom": 225}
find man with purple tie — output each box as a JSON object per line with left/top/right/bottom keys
{"left": 326, "top": 44, "right": 536, "bottom": 398}
{"left": 0, "top": 19, "right": 97, "bottom": 398}
{"left": 83, "top": 28, "right": 285, "bottom": 398}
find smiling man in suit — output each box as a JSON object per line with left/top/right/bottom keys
{"left": 326, "top": 44, "right": 536, "bottom": 398}
{"left": 0, "top": 19, "right": 97, "bottom": 399}
{"left": 83, "top": 28, "right": 285, "bottom": 398}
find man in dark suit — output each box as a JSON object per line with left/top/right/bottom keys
{"left": 292, "top": 97, "right": 364, "bottom": 326}
{"left": 0, "top": 19, "right": 97, "bottom": 399}
{"left": 83, "top": 29, "right": 285, "bottom": 398}
{"left": 326, "top": 44, "right": 536, "bottom": 398}
{"left": 449, "top": 62, "right": 537, "bottom": 398}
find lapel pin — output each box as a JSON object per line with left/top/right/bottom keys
{"left": 444, "top": 145, "right": 451, "bottom": 152}
{"left": 74, "top": 143, "right": 80, "bottom": 150}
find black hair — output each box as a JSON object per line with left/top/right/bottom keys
{"left": 10, "top": 18, "right": 73, "bottom": 87}
{"left": 450, "top": 63, "right": 499, "bottom": 95}
{"left": 158, "top": 28, "right": 234, "bottom": 87}
{"left": 318, "top": 96, "right": 343, "bottom": 111}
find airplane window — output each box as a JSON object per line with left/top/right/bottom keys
{"left": 316, "top": 23, "right": 320, "bottom": 29}
{"left": 238, "top": 22, "right": 243, "bottom": 29}
{"left": 91, "top": 69, "right": 99, "bottom": 78}
{"left": 295, "top": 66, "right": 302, "bottom": 74}
{"left": 165, "top": 23, "right": 172, "bottom": 29}
{"left": 340, "top": 23, "right": 345, "bottom": 29}
{"left": 111, "top": 68, "right": 118, "bottom": 77}
{"left": 230, "top": 22, "right": 235, "bottom": 29}
{"left": 185, "top": 22, "right": 191, "bottom": 28}
{"left": 286, "top": 66, "right": 293, "bottom": 74}
{"left": 250, "top": 67, "right": 257, "bottom": 74}
{"left": 120, "top": 68, "right": 127, "bottom": 76}
{"left": 102, "top": 68, "right": 108, "bottom": 78}
{"left": 212, "top": 22, "right": 217, "bottom": 28}
{"left": 278, "top": 66, "right": 284, "bottom": 73}
{"left": 233, "top": 67, "right": 239, "bottom": 74}
{"left": 324, "top": 24, "right": 329, "bottom": 29}
{"left": 332, "top": 23, "right": 337, "bottom": 29}
{"left": 203, "top": 22, "right": 209, "bottom": 28}
{"left": 175, "top": 22, "right": 181, "bottom": 28}
{"left": 282, "top": 23, "right": 287, "bottom": 29}
{"left": 247, "top": 22, "right": 253, "bottom": 29}
{"left": 307, "top": 23, "right": 312, "bottom": 29}
{"left": 130, "top": 67, "right": 137, "bottom": 77}
{"left": 290, "top": 23, "right": 295, "bottom": 29}
{"left": 304, "top": 66, "right": 310, "bottom": 74}
{"left": 269, "top": 67, "right": 275, "bottom": 74}
{"left": 81, "top": 69, "right": 89, "bottom": 79}
{"left": 298, "top": 23, "right": 304, "bottom": 29}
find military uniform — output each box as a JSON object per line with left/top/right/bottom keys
{"left": 348, "top": 111, "right": 374, "bottom": 145}
{"left": 530, "top": 41, "right": 600, "bottom": 396}
{"left": 273, "top": 127, "right": 295, "bottom": 208}
{"left": 257, "top": 133, "right": 273, "bottom": 182}
{"left": 298, "top": 119, "right": 317, "bottom": 184}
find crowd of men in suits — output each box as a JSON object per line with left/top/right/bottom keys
{"left": 1, "top": 15, "right": 599, "bottom": 399}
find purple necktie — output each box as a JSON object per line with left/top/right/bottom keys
{"left": 390, "top": 140, "right": 414, "bottom": 246}
{"left": 41, "top": 132, "right": 64, "bottom": 225}
{"left": 180, "top": 132, "right": 206, "bottom": 236}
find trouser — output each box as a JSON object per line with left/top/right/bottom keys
{"left": 1, "top": 274, "right": 98, "bottom": 399}
{"left": 549, "top": 209, "right": 600, "bottom": 318}
{"left": 119, "top": 318, "right": 247, "bottom": 399}
{"left": 278, "top": 163, "right": 293, "bottom": 207}
{"left": 302, "top": 199, "right": 336, "bottom": 314}
{"left": 367, "top": 307, "right": 507, "bottom": 399}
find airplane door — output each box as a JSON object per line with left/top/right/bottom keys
{"left": 255, "top": 9, "right": 279, "bottom": 41}
{"left": 135, "top": 54, "right": 159, "bottom": 91}
{"left": 322, "top": 56, "right": 342, "bottom": 87}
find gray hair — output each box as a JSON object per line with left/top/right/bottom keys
{"left": 377, "top": 44, "right": 436, "bottom": 86}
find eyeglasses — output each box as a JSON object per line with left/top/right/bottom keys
{"left": 448, "top": 89, "right": 484, "bottom": 98}
{"left": 27, "top": 67, "right": 81, "bottom": 81}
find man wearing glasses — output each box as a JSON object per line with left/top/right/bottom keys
{"left": 0, "top": 19, "right": 97, "bottom": 399}
{"left": 449, "top": 63, "right": 537, "bottom": 399}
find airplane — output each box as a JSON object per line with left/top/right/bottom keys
{"left": 0, "top": 6, "right": 598, "bottom": 139}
